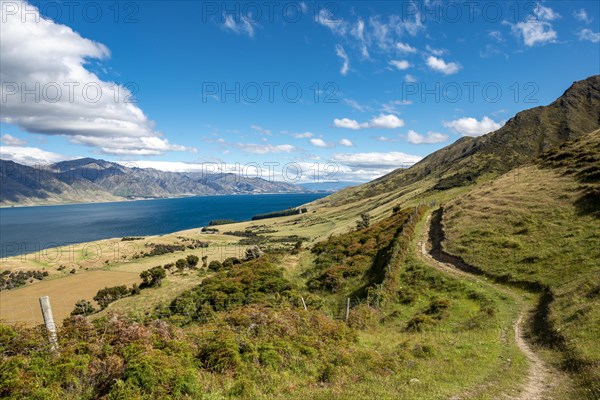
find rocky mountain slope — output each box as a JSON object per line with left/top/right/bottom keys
{"left": 0, "top": 158, "right": 310, "bottom": 206}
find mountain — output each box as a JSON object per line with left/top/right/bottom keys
{"left": 323, "top": 75, "right": 600, "bottom": 206}
{"left": 0, "top": 158, "right": 311, "bottom": 206}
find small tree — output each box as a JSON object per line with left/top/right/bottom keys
{"left": 140, "top": 266, "right": 166, "bottom": 288}
{"left": 175, "top": 258, "right": 188, "bottom": 271}
{"left": 201, "top": 256, "right": 208, "bottom": 268}
{"left": 71, "top": 299, "right": 95, "bottom": 316}
{"left": 356, "top": 212, "right": 371, "bottom": 230}
{"left": 186, "top": 254, "right": 199, "bottom": 268}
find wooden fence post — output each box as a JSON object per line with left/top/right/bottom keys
{"left": 345, "top": 298, "right": 350, "bottom": 322}
{"left": 39, "top": 296, "right": 58, "bottom": 352}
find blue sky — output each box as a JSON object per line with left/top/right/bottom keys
{"left": 1, "top": 0, "right": 599, "bottom": 182}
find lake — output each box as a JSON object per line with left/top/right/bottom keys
{"left": 0, "top": 193, "right": 327, "bottom": 258}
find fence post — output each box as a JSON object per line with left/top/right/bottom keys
{"left": 301, "top": 296, "right": 308, "bottom": 311}
{"left": 345, "top": 298, "right": 350, "bottom": 322}
{"left": 39, "top": 296, "right": 59, "bottom": 352}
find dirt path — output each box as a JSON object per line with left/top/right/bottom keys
{"left": 418, "top": 214, "right": 558, "bottom": 400}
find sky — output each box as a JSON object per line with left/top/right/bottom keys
{"left": 1, "top": 0, "right": 599, "bottom": 183}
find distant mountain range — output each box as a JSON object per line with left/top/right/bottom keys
{"left": 0, "top": 158, "right": 312, "bottom": 206}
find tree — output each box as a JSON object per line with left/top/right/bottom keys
{"left": 140, "top": 266, "right": 166, "bottom": 288}
{"left": 71, "top": 299, "right": 95, "bottom": 316}
{"left": 202, "top": 256, "right": 208, "bottom": 269}
{"left": 176, "top": 258, "right": 188, "bottom": 271}
{"left": 356, "top": 212, "right": 371, "bottom": 230}
{"left": 186, "top": 254, "right": 199, "bottom": 268}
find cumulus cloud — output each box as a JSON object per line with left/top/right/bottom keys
{"left": 0, "top": 146, "right": 73, "bottom": 165}
{"left": 369, "top": 114, "right": 404, "bottom": 129}
{"left": 1, "top": 133, "right": 27, "bottom": 146}
{"left": 310, "top": 138, "right": 332, "bottom": 148}
{"left": 333, "top": 118, "right": 369, "bottom": 130}
{"left": 389, "top": 60, "right": 411, "bottom": 70}
{"left": 339, "top": 138, "right": 353, "bottom": 147}
{"left": 333, "top": 114, "right": 404, "bottom": 129}
{"left": 404, "top": 74, "right": 417, "bottom": 83}
{"left": 222, "top": 14, "right": 256, "bottom": 37}
{"left": 396, "top": 42, "right": 417, "bottom": 53}
{"left": 335, "top": 45, "right": 350, "bottom": 75}
{"left": 573, "top": 9, "right": 592, "bottom": 24}
{"left": 0, "top": 2, "right": 192, "bottom": 156}
{"left": 443, "top": 116, "right": 503, "bottom": 137}
{"left": 510, "top": 3, "right": 559, "bottom": 46}
{"left": 578, "top": 29, "right": 600, "bottom": 43}
{"left": 426, "top": 56, "right": 461, "bottom": 75}
{"left": 406, "top": 130, "right": 448, "bottom": 144}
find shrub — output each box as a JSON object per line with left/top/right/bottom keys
{"left": 94, "top": 285, "right": 130, "bottom": 308}
{"left": 71, "top": 299, "right": 96, "bottom": 316}
{"left": 208, "top": 260, "right": 223, "bottom": 272}
{"left": 186, "top": 254, "right": 199, "bottom": 268}
{"left": 175, "top": 258, "right": 187, "bottom": 271}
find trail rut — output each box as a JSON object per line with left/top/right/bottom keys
{"left": 418, "top": 214, "right": 560, "bottom": 400}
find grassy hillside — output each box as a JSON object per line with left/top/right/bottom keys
{"left": 442, "top": 130, "right": 600, "bottom": 397}
{"left": 0, "top": 205, "right": 532, "bottom": 399}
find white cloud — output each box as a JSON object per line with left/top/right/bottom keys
{"left": 510, "top": 3, "right": 559, "bottom": 46}
{"left": 1, "top": 133, "right": 27, "bottom": 146}
{"left": 335, "top": 45, "right": 350, "bottom": 75}
{"left": 0, "top": 146, "right": 73, "bottom": 165}
{"left": 293, "top": 132, "right": 313, "bottom": 139}
{"left": 374, "top": 135, "right": 399, "bottom": 142}
{"left": 443, "top": 116, "right": 504, "bottom": 137}
{"left": 343, "top": 98, "right": 369, "bottom": 112}
{"left": 533, "top": 4, "right": 560, "bottom": 21}
{"left": 333, "top": 118, "right": 369, "bottom": 130}
{"left": 489, "top": 31, "right": 504, "bottom": 42}
{"left": 310, "top": 138, "right": 332, "bottom": 148}
{"left": 396, "top": 42, "right": 417, "bottom": 53}
{"left": 339, "top": 138, "right": 353, "bottom": 147}
{"left": 334, "top": 114, "right": 404, "bottom": 129}
{"left": 404, "top": 74, "right": 417, "bottom": 83}
{"left": 578, "top": 29, "right": 600, "bottom": 43}
{"left": 426, "top": 56, "right": 461, "bottom": 75}
{"left": 315, "top": 9, "right": 348, "bottom": 35}
{"left": 234, "top": 143, "right": 296, "bottom": 154}
{"left": 381, "top": 99, "right": 412, "bottom": 114}
{"left": 425, "top": 45, "right": 446, "bottom": 56}
{"left": 389, "top": 59, "right": 411, "bottom": 70}
{"left": 222, "top": 14, "right": 256, "bottom": 37}
{"left": 406, "top": 130, "right": 448, "bottom": 144}
{"left": 0, "top": 2, "right": 191, "bottom": 156}
{"left": 573, "top": 9, "right": 592, "bottom": 24}
{"left": 331, "top": 151, "right": 422, "bottom": 168}
{"left": 369, "top": 113, "right": 404, "bottom": 129}
{"left": 251, "top": 125, "right": 272, "bottom": 135}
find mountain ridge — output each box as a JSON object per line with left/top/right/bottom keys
{"left": 0, "top": 158, "right": 312, "bottom": 206}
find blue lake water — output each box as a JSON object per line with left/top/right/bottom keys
{"left": 0, "top": 193, "right": 327, "bottom": 258}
